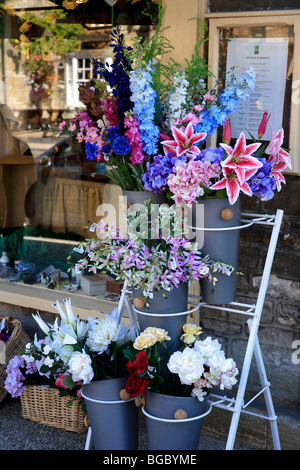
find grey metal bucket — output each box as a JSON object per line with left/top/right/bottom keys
{"left": 122, "top": 190, "right": 169, "bottom": 206}
{"left": 133, "top": 284, "right": 189, "bottom": 354}
{"left": 122, "top": 190, "right": 171, "bottom": 239}
{"left": 191, "top": 198, "right": 242, "bottom": 304}
{"left": 81, "top": 377, "right": 138, "bottom": 450}
{"left": 143, "top": 391, "right": 211, "bottom": 450}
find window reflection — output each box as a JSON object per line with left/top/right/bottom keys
{"left": 0, "top": 1, "right": 152, "bottom": 235}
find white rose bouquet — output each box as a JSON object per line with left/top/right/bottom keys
{"left": 168, "top": 336, "right": 238, "bottom": 401}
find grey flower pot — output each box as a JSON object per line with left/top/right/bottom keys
{"left": 81, "top": 377, "right": 138, "bottom": 450}
{"left": 122, "top": 190, "right": 169, "bottom": 206}
{"left": 143, "top": 391, "right": 210, "bottom": 450}
{"left": 133, "top": 283, "right": 189, "bottom": 354}
{"left": 192, "top": 198, "right": 242, "bottom": 304}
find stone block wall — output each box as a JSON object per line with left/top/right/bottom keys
{"left": 200, "top": 175, "right": 300, "bottom": 410}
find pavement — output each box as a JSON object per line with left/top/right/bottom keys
{"left": 0, "top": 393, "right": 251, "bottom": 452}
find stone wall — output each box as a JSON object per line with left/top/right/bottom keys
{"left": 200, "top": 175, "right": 300, "bottom": 410}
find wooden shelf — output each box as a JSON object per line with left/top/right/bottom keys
{"left": 0, "top": 278, "right": 131, "bottom": 324}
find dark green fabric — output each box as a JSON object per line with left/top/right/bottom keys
{"left": 0, "top": 226, "right": 84, "bottom": 273}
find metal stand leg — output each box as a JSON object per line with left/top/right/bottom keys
{"left": 250, "top": 320, "right": 281, "bottom": 450}
{"left": 205, "top": 210, "right": 284, "bottom": 450}
{"left": 225, "top": 318, "right": 281, "bottom": 450}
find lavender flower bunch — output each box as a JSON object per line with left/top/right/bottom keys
{"left": 4, "top": 339, "right": 58, "bottom": 398}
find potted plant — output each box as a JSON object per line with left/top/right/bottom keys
{"left": 120, "top": 323, "right": 238, "bottom": 450}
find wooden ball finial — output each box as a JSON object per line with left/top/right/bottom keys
{"left": 221, "top": 208, "right": 234, "bottom": 220}
{"left": 133, "top": 297, "right": 146, "bottom": 309}
{"left": 135, "top": 395, "right": 146, "bottom": 407}
{"left": 174, "top": 409, "right": 188, "bottom": 420}
{"left": 120, "top": 388, "right": 131, "bottom": 401}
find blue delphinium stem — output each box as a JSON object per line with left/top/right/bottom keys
{"left": 129, "top": 61, "right": 160, "bottom": 155}
{"left": 94, "top": 28, "right": 133, "bottom": 123}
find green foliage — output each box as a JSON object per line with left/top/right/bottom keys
{"left": 184, "top": 19, "right": 214, "bottom": 104}
{"left": 130, "top": 5, "right": 180, "bottom": 101}
{"left": 12, "top": 9, "right": 84, "bottom": 57}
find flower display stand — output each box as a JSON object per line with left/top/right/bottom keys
{"left": 84, "top": 209, "right": 283, "bottom": 450}
{"left": 190, "top": 209, "right": 283, "bottom": 450}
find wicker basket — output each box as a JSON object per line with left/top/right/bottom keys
{"left": 0, "top": 316, "right": 32, "bottom": 403}
{"left": 20, "top": 385, "right": 87, "bottom": 434}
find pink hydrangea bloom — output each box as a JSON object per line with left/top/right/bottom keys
{"left": 168, "top": 160, "right": 221, "bottom": 205}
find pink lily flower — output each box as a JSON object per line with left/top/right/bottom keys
{"left": 265, "top": 127, "right": 291, "bottom": 168}
{"left": 258, "top": 110, "right": 271, "bottom": 140}
{"left": 223, "top": 117, "right": 231, "bottom": 145}
{"left": 265, "top": 127, "right": 292, "bottom": 190}
{"left": 220, "top": 132, "right": 262, "bottom": 185}
{"left": 270, "top": 160, "right": 289, "bottom": 191}
{"left": 161, "top": 121, "right": 207, "bottom": 157}
{"left": 210, "top": 167, "right": 257, "bottom": 205}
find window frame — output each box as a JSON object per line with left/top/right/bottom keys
{"left": 204, "top": 11, "right": 300, "bottom": 175}
{"left": 65, "top": 49, "right": 101, "bottom": 108}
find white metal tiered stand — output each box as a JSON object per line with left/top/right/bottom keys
{"left": 188, "top": 209, "right": 284, "bottom": 450}
{"left": 86, "top": 209, "right": 283, "bottom": 451}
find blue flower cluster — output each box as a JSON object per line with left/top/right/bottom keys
{"left": 94, "top": 28, "right": 133, "bottom": 121}
{"left": 102, "top": 125, "right": 130, "bottom": 156}
{"left": 129, "top": 62, "right": 159, "bottom": 155}
{"left": 195, "top": 146, "right": 224, "bottom": 165}
{"left": 248, "top": 158, "right": 277, "bottom": 201}
{"left": 111, "top": 136, "right": 131, "bottom": 155}
{"left": 85, "top": 141, "right": 100, "bottom": 160}
{"left": 195, "top": 68, "right": 256, "bottom": 136}
{"left": 142, "top": 152, "right": 186, "bottom": 193}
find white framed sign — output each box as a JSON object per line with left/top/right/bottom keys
{"left": 226, "top": 37, "right": 289, "bottom": 140}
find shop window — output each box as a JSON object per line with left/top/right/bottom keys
{"left": 0, "top": 2, "right": 150, "bottom": 284}
{"left": 207, "top": 0, "right": 300, "bottom": 13}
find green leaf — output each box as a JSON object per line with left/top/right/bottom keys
{"left": 123, "top": 349, "right": 137, "bottom": 361}
{"left": 62, "top": 374, "right": 77, "bottom": 390}
{"left": 39, "top": 364, "right": 50, "bottom": 374}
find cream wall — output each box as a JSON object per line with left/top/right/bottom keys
{"left": 162, "top": 0, "right": 202, "bottom": 67}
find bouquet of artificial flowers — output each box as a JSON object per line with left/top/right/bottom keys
{"left": 121, "top": 323, "right": 238, "bottom": 402}
{"left": 33, "top": 8, "right": 291, "bottom": 204}
{"left": 5, "top": 299, "right": 138, "bottom": 400}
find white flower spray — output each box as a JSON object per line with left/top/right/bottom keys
{"left": 164, "top": 71, "right": 189, "bottom": 127}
